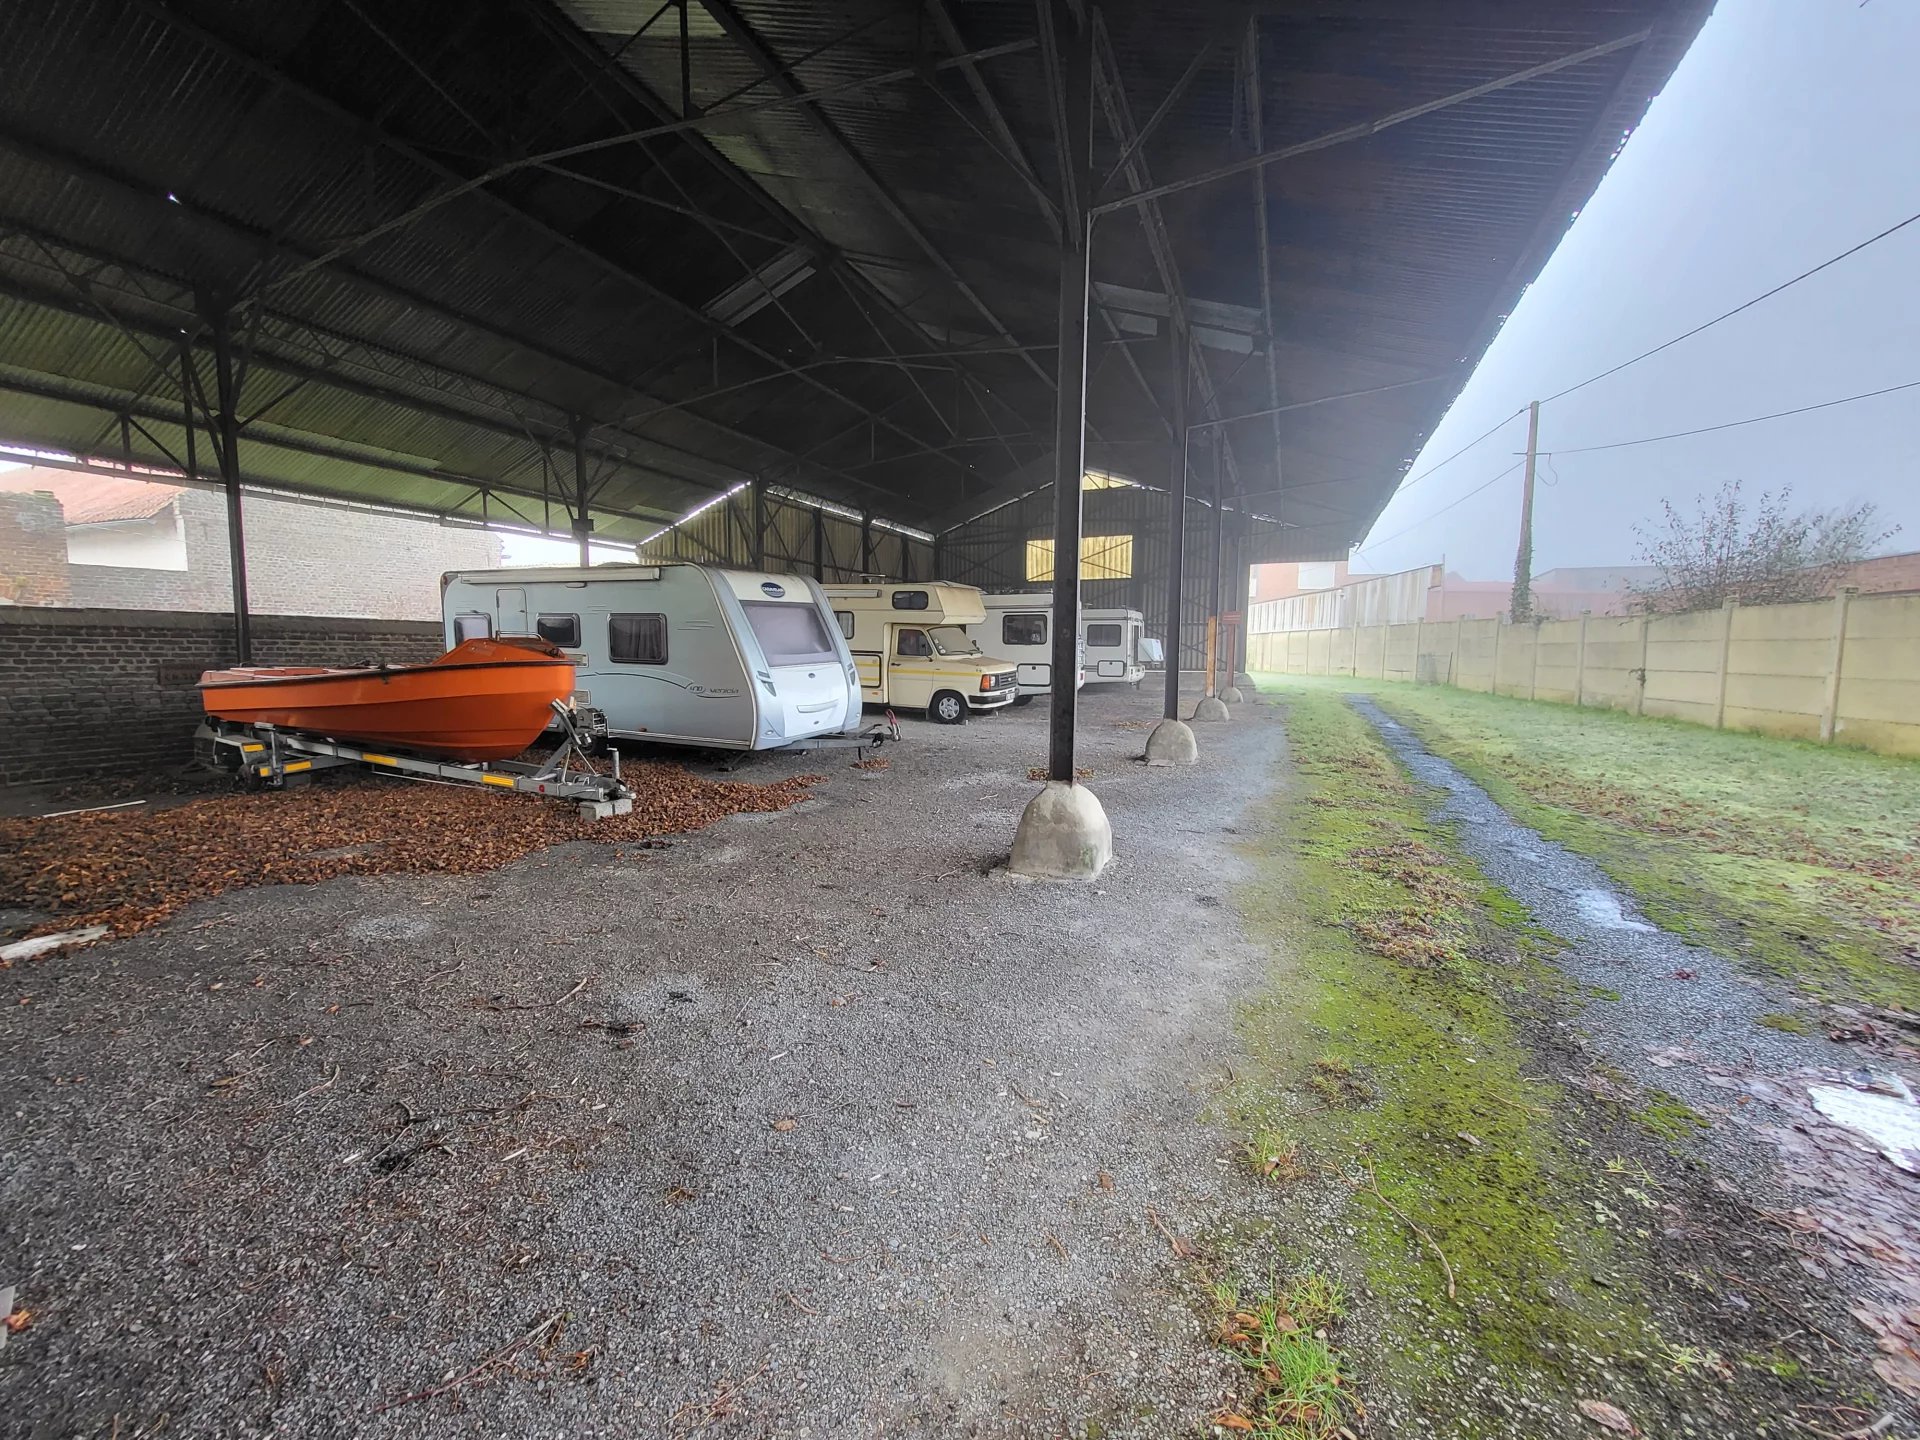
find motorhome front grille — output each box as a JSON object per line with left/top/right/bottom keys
{"left": 986, "top": 672, "right": 1018, "bottom": 690}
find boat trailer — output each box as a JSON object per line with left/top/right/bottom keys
{"left": 195, "top": 702, "right": 635, "bottom": 819}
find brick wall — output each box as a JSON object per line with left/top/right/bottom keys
{"left": 0, "top": 607, "right": 443, "bottom": 787}
{"left": 0, "top": 491, "right": 72, "bottom": 605}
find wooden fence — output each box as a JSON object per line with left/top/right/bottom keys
{"left": 1246, "top": 590, "right": 1920, "bottom": 758}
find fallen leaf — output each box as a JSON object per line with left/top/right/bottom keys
{"left": 1456, "top": 1130, "right": 1482, "bottom": 1147}
{"left": 1213, "top": 1414, "right": 1256, "bottom": 1432}
{"left": 771, "top": 1117, "right": 796, "bottom": 1133}
{"left": 4, "top": 1308, "right": 29, "bottom": 1335}
{"left": 1096, "top": 1170, "right": 1114, "bottom": 1192}
{"left": 1576, "top": 1398, "right": 1635, "bottom": 1434}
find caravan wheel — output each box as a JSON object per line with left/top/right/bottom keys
{"left": 930, "top": 691, "right": 968, "bottom": 724}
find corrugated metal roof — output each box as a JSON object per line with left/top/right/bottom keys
{"left": 0, "top": 0, "right": 1710, "bottom": 558}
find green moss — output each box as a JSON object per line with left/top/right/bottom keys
{"left": 1635, "top": 1092, "right": 1711, "bottom": 1142}
{"left": 1757, "top": 1011, "right": 1816, "bottom": 1035}
{"left": 1227, "top": 688, "right": 1661, "bottom": 1411}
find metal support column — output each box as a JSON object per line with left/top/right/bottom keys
{"left": 1161, "top": 325, "right": 1190, "bottom": 720}
{"left": 207, "top": 312, "right": 251, "bottom": 664}
{"left": 1043, "top": 0, "right": 1093, "bottom": 785}
{"left": 1208, "top": 435, "right": 1225, "bottom": 695}
{"left": 751, "top": 476, "right": 767, "bottom": 570}
{"left": 812, "top": 505, "right": 825, "bottom": 580}
{"left": 860, "top": 511, "right": 873, "bottom": 575}
{"left": 569, "top": 414, "right": 593, "bottom": 566}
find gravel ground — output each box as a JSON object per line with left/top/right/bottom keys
{"left": 1, "top": 684, "right": 1286, "bottom": 1438}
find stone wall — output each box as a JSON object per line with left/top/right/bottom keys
{"left": 0, "top": 607, "right": 442, "bottom": 787}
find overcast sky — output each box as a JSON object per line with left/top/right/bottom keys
{"left": 1353, "top": 0, "right": 1920, "bottom": 580}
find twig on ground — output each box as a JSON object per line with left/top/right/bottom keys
{"left": 1008, "top": 1083, "right": 1050, "bottom": 1116}
{"left": 1349, "top": 1160, "right": 1456, "bottom": 1301}
{"left": 781, "top": 1291, "right": 818, "bottom": 1316}
{"left": 1046, "top": 1230, "right": 1070, "bottom": 1261}
{"left": 1722, "top": 1273, "right": 1846, "bottom": 1350}
{"left": 477, "top": 976, "right": 590, "bottom": 1011}
{"left": 372, "top": 1312, "right": 564, "bottom": 1412}
{"left": 421, "top": 959, "right": 464, "bottom": 984}
{"left": 1145, "top": 1206, "right": 1202, "bottom": 1260}
{"left": 1485, "top": 1092, "right": 1551, "bottom": 1116}
{"left": 1788, "top": 1414, "right": 1895, "bottom": 1440}
{"left": 289, "top": 1066, "right": 339, "bottom": 1104}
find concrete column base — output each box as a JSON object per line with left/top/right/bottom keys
{"left": 1219, "top": 685, "right": 1245, "bottom": 704}
{"left": 1144, "top": 717, "right": 1198, "bottom": 766}
{"left": 1192, "top": 696, "right": 1230, "bottom": 723}
{"left": 1009, "top": 781, "right": 1113, "bottom": 880}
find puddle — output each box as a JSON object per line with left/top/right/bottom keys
{"left": 1573, "top": 888, "right": 1655, "bottom": 932}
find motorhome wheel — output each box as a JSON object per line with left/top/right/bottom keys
{"left": 1011, "top": 695, "right": 1033, "bottom": 708}
{"left": 930, "top": 691, "right": 968, "bottom": 724}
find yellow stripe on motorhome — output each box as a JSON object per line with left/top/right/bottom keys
{"left": 481, "top": 773, "right": 517, "bottom": 787}
{"left": 360, "top": 753, "right": 397, "bottom": 766}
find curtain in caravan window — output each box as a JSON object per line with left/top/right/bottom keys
{"left": 743, "top": 602, "right": 837, "bottom": 665}
{"left": 1086, "top": 623, "right": 1123, "bottom": 647}
{"left": 609, "top": 613, "right": 667, "bottom": 664}
{"left": 454, "top": 612, "right": 492, "bottom": 641}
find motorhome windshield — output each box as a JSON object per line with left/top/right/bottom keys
{"left": 743, "top": 601, "right": 839, "bottom": 666}
{"left": 928, "top": 626, "right": 981, "bottom": 657}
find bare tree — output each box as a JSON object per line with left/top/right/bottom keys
{"left": 1629, "top": 480, "right": 1897, "bottom": 614}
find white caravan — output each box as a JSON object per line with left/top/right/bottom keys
{"left": 1081, "top": 607, "right": 1153, "bottom": 686}
{"left": 822, "top": 581, "right": 1019, "bottom": 723}
{"left": 440, "top": 564, "right": 859, "bottom": 751}
{"left": 975, "top": 592, "right": 1087, "bottom": 703}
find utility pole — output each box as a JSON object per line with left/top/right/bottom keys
{"left": 1510, "top": 399, "right": 1539, "bottom": 623}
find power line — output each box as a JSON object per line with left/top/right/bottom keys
{"left": 1548, "top": 377, "right": 1920, "bottom": 455}
{"left": 1542, "top": 207, "right": 1920, "bottom": 404}
{"left": 1391, "top": 406, "right": 1527, "bottom": 494}
{"left": 1357, "top": 459, "right": 1524, "bottom": 557}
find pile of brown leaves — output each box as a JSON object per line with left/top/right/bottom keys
{"left": 0, "top": 763, "right": 822, "bottom": 938}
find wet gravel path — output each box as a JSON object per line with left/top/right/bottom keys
{"left": 1352, "top": 695, "right": 1860, "bottom": 1181}
{"left": 2, "top": 685, "right": 1288, "bottom": 1438}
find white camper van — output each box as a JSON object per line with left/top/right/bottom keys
{"left": 823, "top": 581, "right": 1018, "bottom": 723}
{"left": 441, "top": 564, "right": 859, "bottom": 751}
{"left": 975, "top": 592, "right": 1087, "bottom": 703}
{"left": 1082, "top": 607, "right": 1152, "bottom": 686}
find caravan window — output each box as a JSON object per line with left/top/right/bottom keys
{"left": 1087, "top": 623, "right": 1123, "bottom": 648}
{"left": 896, "top": 628, "right": 931, "bottom": 658}
{"left": 453, "top": 612, "right": 492, "bottom": 642}
{"left": 834, "top": 610, "right": 855, "bottom": 639}
{"left": 1002, "top": 612, "right": 1046, "bottom": 647}
{"left": 609, "top": 613, "right": 667, "bottom": 665}
{"left": 535, "top": 613, "right": 580, "bottom": 648}
{"left": 890, "top": 590, "right": 930, "bottom": 611}
{"left": 744, "top": 602, "right": 838, "bottom": 666}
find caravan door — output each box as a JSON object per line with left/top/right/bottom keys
{"left": 496, "top": 587, "right": 528, "bottom": 636}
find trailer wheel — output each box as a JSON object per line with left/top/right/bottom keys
{"left": 930, "top": 690, "right": 968, "bottom": 724}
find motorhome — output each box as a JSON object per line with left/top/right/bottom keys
{"left": 822, "top": 581, "right": 1019, "bottom": 723}
{"left": 1082, "top": 607, "right": 1154, "bottom": 686}
{"left": 974, "top": 592, "right": 1085, "bottom": 703}
{"left": 440, "top": 564, "right": 860, "bottom": 751}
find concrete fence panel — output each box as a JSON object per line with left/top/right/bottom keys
{"left": 1835, "top": 593, "right": 1920, "bottom": 757}
{"left": 1384, "top": 623, "right": 1419, "bottom": 681}
{"left": 1722, "top": 599, "right": 1833, "bottom": 740}
{"left": 1243, "top": 588, "right": 1920, "bottom": 759}
{"left": 1532, "top": 618, "right": 1583, "bottom": 704}
{"left": 1457, "top": 618, "right": 1500, "bottom": 693}
{"left": 1641, "top": 607, "right": 1727, "bottom": 725}
{"left": 1581, "top": 616, "right": 1644, "bottom": 712}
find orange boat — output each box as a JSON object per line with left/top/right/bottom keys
{"left": 198, "top": 636, "right": 576, "bottom": 762}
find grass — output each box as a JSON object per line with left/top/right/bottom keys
{"left": 1251, "top": 674, "right": 1920, "bottom": 1012}
{"left": 1224, "top": 685, "right": 1664, "bottom": 1426}
{"left": 1209, "top": 1273, "right": 1356, "bottom": 1438}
